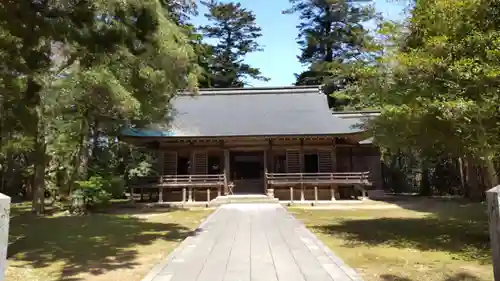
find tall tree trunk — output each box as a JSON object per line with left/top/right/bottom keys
{"left": 324, "top": 6, "right": 333, "bottom": 63}
{"left": 24, "top": 78, "right": 45, "bottom": 214}
{"left": 483, "top": 156, "right": 499, "bottom": 188}
{"left": 466, "top": 156, "right": 482, "bottom": 201}
{"left": 457, "top": 157, "right": 466, "bottom": 196}
{"left": 419, "top": 160, "right": 431, "bottom": 196}
{"left": 32, "top": 106, "right": 45, "bottom": 215}
{"left": 91, "top": 119, "right": 100, "bottom": 162}
{"left": 68, "top": 117, "right": 91, "bottom": 195}
{"left": 78, "top": 120, "right": 90, "bottom": 180}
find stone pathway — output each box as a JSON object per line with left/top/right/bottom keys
{"left": 142, "top": 204, "right": 363, "bottom": 281}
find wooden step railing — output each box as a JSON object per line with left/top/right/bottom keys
{"left": 160, "top": 174, "right": 225, "bottom": 187}
{"left": 266, "top": 172, "right": 371, "bottom": 186}
{"left": 130, "top": 174, "right": 226, "bottom": 188}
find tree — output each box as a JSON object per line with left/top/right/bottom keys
{"left": 161, "top": 0, "right": 198, "bottom": 25}
{"left": 346, "top": 0, "right": 500, "bottom": 199}
{"left": 0, "top": 0, "right": 200, "bottom": 214}
{"left": 284, "top": 0, "right": 377, "bottom": 109}
{"left": 199, "top": 0, "right": 268, "bottom": 88}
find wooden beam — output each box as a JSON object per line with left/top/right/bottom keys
{"left": 300, "top": 139, "right": 304, "bottom": 173}
{"left": 157, "top": 150, "right": 164, "bottom": 177}
{"left": 332, "top": 138, "right": 337, "bottom": 173}
{"left": 224, "top": 149, "right": 230, "bottom": 195}
{"left": 264, "top": 149, "right": 268, "bottom": 194}
{"left": 158, "top": 188, "right": 163, "bottom": 203}
{"left": 188, "top": 187, "right": 193, "bottom": 202}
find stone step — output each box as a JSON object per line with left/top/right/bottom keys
{"left": 209, "top": 195, "right": 279, "bottom": 207}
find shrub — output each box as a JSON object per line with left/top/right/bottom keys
{"left": 72, "top": 176, "right": 112, "bottom": 213}
{"left": 105, "top": 176, "right": 126, "bottom": 198}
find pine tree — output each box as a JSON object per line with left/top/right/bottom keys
{"left": 199, "top": 0, "right": 268, "bottom": 88}
{"left": 285, "top": 0, "right": 376, "bottom": 108}
{"left": 161, "top": 0, "right": 198, "bottom": 25}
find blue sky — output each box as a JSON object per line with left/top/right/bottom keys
{"left": 191, "top": 0, "right": 408, "bottom": 87}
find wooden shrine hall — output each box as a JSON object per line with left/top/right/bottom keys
{"left": 120, "top": 86, "right": 383, "bottom": 204}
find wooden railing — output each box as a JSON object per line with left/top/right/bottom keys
{"left": 160, "top": 174, "right": 225, "bottom": 187}
{"left": 266, "top": 172, "right": 371, "bottom": 186}
{"left": 130, "top": 174, "right": 226, "bottom": 188}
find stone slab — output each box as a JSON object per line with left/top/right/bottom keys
{"left": 0, "top": 193, "right": 10, "bottom": 281}
{"left": 142, "top": 203, "right": 363, "bottom": 281}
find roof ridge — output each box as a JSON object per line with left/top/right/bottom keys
{"left": 180, "top": 85, "right": 322, "bottom": 96}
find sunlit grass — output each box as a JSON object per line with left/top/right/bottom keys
{"left": 291, "top": 199, "right": 492, "bottom": 281}
{"left": 6, "top": 203, "right": 212, "bottom": 281}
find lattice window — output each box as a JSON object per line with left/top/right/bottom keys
{"left": 318, "top": 150, "right": 333, "bottom": 173}
{"left": 286, "top": 150, "right": 301, "bottom": 173}
{"left": 193, "top": 151, "right": 208, "bottom": 174}
{"left": 163, "top": 151, "right": 177, "bottom": 175}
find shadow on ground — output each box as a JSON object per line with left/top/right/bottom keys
{"left": 372, "top": 196, "right": 488, "bottom": 221}
{"left": 312, "top": 204, "right": 490, "bottom": 263}
{"left": 381, "top": 272, "right": 480, "bottom": 281}
{"left": 8, "top": 211, "right": 199, "bottom": 280}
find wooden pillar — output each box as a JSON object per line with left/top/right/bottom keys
{"left": 290, "top": 187, "right": 294, "bottom": 204}
{"left": 158, "top": 188, "right": 163, "bottom": 203}
{"left": 299, "top": 139, "right": 304, "bottom": 173}
{"left": 189, "top": 149, "right": 195, "bottom": 174}
{"left": 349, "top": 147, "right": 353, "bottom": 172}
{"left": 182, "top": 187, "right": 187, "bottom": 203}
{"left": 217, "top": 186, "right": 221, "bottom": 197}
{"left": 264, "top": 149, "right": 268, "bottom": 194}
{"left": 157, "top": 150, "right": 164, "bottom": 177}
{"left": 314, "top": 186, "right": 318, "bottom": 203}
{"left": 140, "top": 188, "right": 144, "bottom": 201}
{"left": 487, "top": 185, "right": 500, "bottom": 281}
{"left": 332, "top": 138, "right": 337, "bottom": 172}
{"left": 300, "top": 139, "right": 305, "bottom": 201}
{"left": 268, "top": 140, "right": 274, "bottom": 172}
{"left": 361, "top": 187, "right": 368, "bottom": 200}
{"left": 188, "top": 187, "right": 193, "bottom": 202}
{"left": 224, "top": 149, "right": 230, "bottom": 195}
{"left": 207, "top": 188, "right": 210, "bottom": 202}
{"left": 330, "top": 185, "right": 336, "bottom": 201}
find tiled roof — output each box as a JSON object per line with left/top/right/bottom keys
{"left": 123, "top": 86, "right": 366, "bottom": 138}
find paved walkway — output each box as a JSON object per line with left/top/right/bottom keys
{"left": 142, "top": 204, "right": 363, "bottom": 281}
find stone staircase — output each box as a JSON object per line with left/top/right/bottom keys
{"left": 209, "top": 194, "right": 279, "bottom": 207}
{"left": 232, "top": 179, "right": 264, "bottom": 194}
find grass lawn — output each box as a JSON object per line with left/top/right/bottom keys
{"left": 290, "top": 198, "right": 493, "bottom": 281}
{"left": 6, "top": 203, "right": 212, "bottom": 281}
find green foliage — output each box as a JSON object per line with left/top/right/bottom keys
{"left": 74, "top": 176, "right": 113, "bottom": 209}
{"left": 285, "top": 0, "right": 379, "bottom": 109}
{"left": 72, "top": 175, "right": 125, "bottom": 212}
{"left": 0, "top": 0, "right": 201, "bottom": 213}
{"left": 344, "top": 0, "right": 500, "bottom": 191}
{"left": 199, "top": 0, "right": 268, "bottom": 87}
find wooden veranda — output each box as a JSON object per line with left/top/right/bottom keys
{"left": 130, "top": 171, "right": 372, "bottom": 204}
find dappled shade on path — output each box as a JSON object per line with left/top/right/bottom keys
{"left": 8, "top": 212, "right": 200, "bottom": 280}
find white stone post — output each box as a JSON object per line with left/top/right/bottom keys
{"left": 0, "top": 193, "right": 10, "bottom": 281}
{"left": 487, "top": 185, "right": 500, "bottom": 280}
